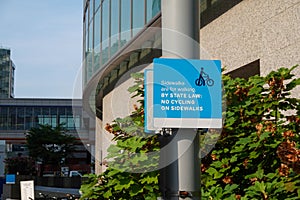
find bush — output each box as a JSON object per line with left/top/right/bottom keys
{"left": 201, "top": 66, "right": 300, "bottom": 199}
{"left": 80, "top": 66, "right": 300, "bottom": 199}
{"left": 4, "top": 156, "right": 36, "bottom": 175}
{"left": 80, "top": 73, "right": 160, "bottom": 200}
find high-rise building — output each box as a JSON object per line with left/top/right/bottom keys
{"left": 82, "top": 0, "right": 300, "bottom": 174}
{"left": 0, "top": 48, "right": 15, "bottom": 98}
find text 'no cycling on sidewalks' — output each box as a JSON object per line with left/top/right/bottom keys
{"left": 144, "top": 58, "right": 222, "bottom": 132}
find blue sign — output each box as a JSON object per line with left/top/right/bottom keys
{"left": 6, "top": 174, "right": 16, "bottom": 184}
{"left": 151, "top": 58, "right": 222, "bottom": 128}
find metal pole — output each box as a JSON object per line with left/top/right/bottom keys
{"left": 160, "top": 0, "right": 200, "bottom": 199}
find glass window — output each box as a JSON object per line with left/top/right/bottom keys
{"left": 58, "top": 107, "right": 65, "bottom": 115}
{"left": 51, "top": 115, "right": 57, "bottom": 127}
{"left": 88, "top": 23, "right": 93, "bottom": 52}
{"left": 95, "top": 0, "right": 101, "bottom": 10}
{"left": 40, "top": 107, "right": 50, "bottom": 125}
{"left": 65, "top": 107, "right": 73, "bottom": 115}
{"left": 120, "top": 0, "right": 131, "bottom": 47}
{"left": 132, "top": 0, "right": 145, "bottom": 35}
{"left": 111, "top": 0, "right": 120, "bottom": 56}
{"left": 25, "top": 107, "right": 34, "bottom": 130}
{"left": 146, "top": 0, "right": 153, "bottom": 22}
{"left": 74, "top": 116, "right": 81, "bottom": 129}
{"left": 146, "top": 0, "right": 161, "bottom": 21}
{"left": 9, "top": 107, "right": 16, "bottom": 130}
{"left": 151, "top": 0, "right": 161, "bottom": 18}
{"left": 50, "top": 107, "right": 57, "bottom": 115}
{"left": 50, "top": 107, "right": 57, "bottom": 127}
{"left": 42, "top": 107, "right": 50, "bottom": 116}
{"left": 16, "top": 107, "right": 24, "bottom": 130}
{"left": 60, "top": 115, "right": 68, "bottom": 126}
{"left": 102, "top": 0, "right": 110, "bottom": 43}
{"left": 89, "top": 0, "right": 94, "bottom": 22}
{"left": 44, "top": 117, "right": 51, "bottom": 125}
{"left": 94, "top": 9, "right": 101, "bottom": 72}
{"left": 84, "top": 13, "right": 89, "bottom": 84}
{"left": 87, "top": 24, "right": 94, "bottom": 79}
{"left": 0, "top": 107, "right": 8, "bottom": 130}
{"left": 101, "top": 0, "right": 110, "bottom": 65}
{"left": 94, "top": 10, "right": 101, "bottom": 50}
{"left": 67, "top": 117, "right": 75, "bottom": 130}
{"left": 33, "top": 107, "right": 42, "bottom": 116}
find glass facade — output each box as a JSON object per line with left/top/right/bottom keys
{"left": 82, "top": 0, "right": 245, "bottom": 85}
{"left": 0, "top": 106, "right": 82, "bottom": 131}
{"left": 0, "top": 49, "right": 15, "bottom": 98}
{"left": 82, "top": 0, "right": 243, "bottom": 118}
{"left": 83, "top": 0, "right": 161, "bottom": 85}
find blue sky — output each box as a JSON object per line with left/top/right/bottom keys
{"left": 0, "top": 0, "right": 83, "bottom": 98}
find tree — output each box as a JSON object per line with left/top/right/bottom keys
{"left": 25, "top": 124, "right": 76, "bottom": 174}
{"left": 80, "top": 73, "right": 160, "bottom": 200}
{"left": 4, "top": 156, "right": 35, "bottom": 175}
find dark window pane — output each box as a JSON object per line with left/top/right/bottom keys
{"left": 42, "top": 107, "right": 50, "bottom": 115}
{"left": 50, "top": 107, "right": 57, "bottom": 115}
{"left": 25, "top": 107, "right": 34, "bottom": 130}
{"left": 16, "top": 107, "right": 24, "bottom": 130}
{"left": 9, "top": 107, "right": 16, "bottom": 130}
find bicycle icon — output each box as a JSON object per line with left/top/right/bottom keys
{"left": 195, "top": 67, "right": 214, "bottom": 86}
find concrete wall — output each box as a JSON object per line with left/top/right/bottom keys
{"left": 200, "top": 0, "right": 300, "bottom": 91}
{"left": 96, "top": 68, "right": 143, "bottom": 173}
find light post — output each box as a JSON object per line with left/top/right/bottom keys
{"left": 159, "top": 0, "right": 200, "bottom": 199}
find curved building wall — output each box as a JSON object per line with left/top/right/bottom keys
{"left": 83, "top": 0, "right": 162, "bottom": 173}
{"left": 83, "top": 0, "right": 161, "bottom": 86}
{"left": 83, "top": 0, "right": 300, "bottom": 173}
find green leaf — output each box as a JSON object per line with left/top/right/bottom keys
{"left": 223, "top": 184, "right": 239, "bottom": 195}
{"left": 103, "top": 189, "right": 112, "bottom": 199}
{"left": 249, "top": 151, "right": 260, "bottom": 159}
{"left": 232, "top": 166, "right": 240, "bottom": 173}
{"left": 206, "top": 167, "right": 223, "bottom": 179}
{"left": 131, "top": 72, "right": 144, "bottom": 79}
{"left": 140, "top": 175, "right": 158, "bottom": 184}
{"left": 236, "top": 137, "right": 252, "bottom": 145}
{"left": 230, "top": 155, "right": 238, "bottom": 163}
{"left": 248, "top": 86, "right": 262, "bottom": 95}
{"left": 254, "top": 181, "right": 266, "bottom": 193}
{"left": 259, "top": 132, "right": 269, "bottom": 141}
{"left": 114, "top": 178, "right": 134, "bottom": 190}
{"left": 211, "top": 161, "right": 223, "bottom": 168}
{"left": 107, "top": 169, "right": 120, "bottom": 177}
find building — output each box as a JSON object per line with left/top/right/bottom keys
{"left": 0, "top": 48, "right": 15, "bottom": 98}
{"left": 0, "top": 98, "right": 93, "bottom": 174}
{"left": 82, "top": 0, "right": 300, "bottom": 174}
